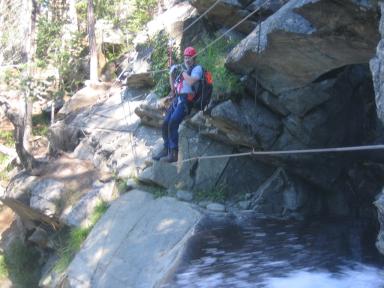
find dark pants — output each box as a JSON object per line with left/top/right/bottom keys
{"left": 162, "top": 95, "right": 189, "bottom": 149}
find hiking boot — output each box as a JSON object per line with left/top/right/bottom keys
{"left": 152, "top": 148, "right": 168, "bottom": 161}
{"left": 165, "top": 149, "right": 178, "bottom": 163}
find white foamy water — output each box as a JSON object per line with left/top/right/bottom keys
{"left": 264, "top": 265, "right": 384, "bottom": 288}
{"left": 166, "top": 218, "right": 384, "bottom": 288}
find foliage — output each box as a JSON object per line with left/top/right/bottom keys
{"left": 76, "top": 0, "right": 120, "bottom": 24}
{"left": 140, "top": 183, "right": 168, "bottom": 198}
{"left": 36, "top": 18, "right": 63, "bottom": 60}
{"left": 54, "top": 201, "right": 109, "bottom": 273}
{"left": 0, "top": 254, "right": 8, "bottom": 279}
{"left": 152, "top": 188, "right": 168, "bottom": 199}
{"left": 0, "top": 155, "right": 14, "bottom": 183}
{"left": 4, "top": 240, "right": 41, "bottom": 287}
{"left": 0, "top": 68, "right": 21, "bottom": 88}
{"left": 54, "top": 226, "right": 89, "bottom": 273}
{"left": 0, "top": 154, "right": 7, "bottom": 167}
{"left": 0, "top": 130, "right": 14, "bottom": 147}
{"left": 36, "top": 6, "right": 86, "bottom": 93}
{"left": 54, "top": 31, "right": 87, "bottom": 93}
{"left": 115, "top": 177, "right": 129, "bottom": 194}
{"left": 196, "top": 37, "right": 243, "bottom": 101}
{"left": 32, "top": 113, "right": 50, "bottom": 137}
{"left": 194, "top": 185, "right": 228, "bottom": 203}
{"left": 149, "top": 32, "right": 177, "bottom": 98}
{"left": 148, "top": 34, "right": 242, "bottom": 99}
{"left": 127, "top": 0, "right": 157, "bottom": 32}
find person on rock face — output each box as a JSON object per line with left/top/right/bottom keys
{"left": 152, "top": 46, "right": 203, "bottom": 162}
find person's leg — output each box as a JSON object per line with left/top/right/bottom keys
{"left": 153, "top": 102, "right": 175, "bottom": 161}
{"left": 162, "top": 106, "right": 174, "bottom": 149}
{"left": 166, "top": 101, "right": 188, "bottom": 162}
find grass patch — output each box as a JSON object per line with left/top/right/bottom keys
{"left": 137, "top": 183, "right": 168, "bottom": 199}
{"left": 115, "top": 177, "right": 129, "bottom": 194}
{"left": 194, "top": 185, "right": 228, "bottom": 203}
{"left": 0, "top": 130, "right": 14, "bottom": 147}
{"left": 32, "top": 113, "right": 50, "bottom": 137}
{"left": 0, "top": 154, "right": 15, "bottom": 183}
{"left": 0, "top": 153, "right": 8, "bottom": 166}
{"left": 3, "top": 240, "right": 41, "bottom": 287}
{"left": 54, "top": 201, "right": 110, "bottom": 273}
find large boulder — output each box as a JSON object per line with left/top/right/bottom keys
{"left": 69, "top": 94, "right": 161, "bottom": 178}
{"left": 226, "top": 0, "right": 379, "bottom": 94}
{"left": 272, "top": 64, "right": 375, "bottom": 150}
{"left": 0, "top": 157, "right": 102, "bottom": 228}
{"left": 209, "top": 97, "right": 281, "bottom": 149}
{"left": 58, "top": 82, "right": 120, "bottom": 115}
{"left": 249, "top": 168, "right": 322, "bottom": 218}
{"left": 370, "top": 2, "right": 384, "bottom": 126}
{"left": 139, "top": 2, "right": 205, "bottom": 48}
{"left": 139, "top": 121, "right": 233, "bottom": 192}
{"left": 65, "top": 190, "right": 203, "bottom": 288}
{"left": 190, "top": 0, "right": 288, "bottom": 35}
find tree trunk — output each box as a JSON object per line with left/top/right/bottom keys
{"left": 88, "top": 0, "right": 98, "bottom": 82}
{"left": 0, "top": 99, "right": 43, "bottom": 171}
{"left": 23, "top": 0, "right": 38, "bottom": 152}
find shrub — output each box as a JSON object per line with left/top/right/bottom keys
{"left": 149, "top": 31, "right": 180, "bottom": 98}
{"left": 0, "top": 130, "right": 14, "bottom": 147}
{"left": 36, "top": 18, "right": 63, "bottom": 60}
{"left": 127, "top": 0, "right": 157, "bottom": 32}
{"left": 196, "top": 37, "right": 243, "bottom": 101}
{"left": 4, "top": 240, "right": 41, "bottom": 287}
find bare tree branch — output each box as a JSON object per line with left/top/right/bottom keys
{"left": 0, "top": 97, "right": 44, "bottom": 171}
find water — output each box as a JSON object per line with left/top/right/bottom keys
{"left": 165, "top": 216, "right": 384, "bottom": 288}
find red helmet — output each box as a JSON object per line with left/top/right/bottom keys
{"left": 184, "top": 46, "right": 197, "bottom": 57}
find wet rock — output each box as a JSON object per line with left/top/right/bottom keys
{"left": 176, "top": 190, "right": 193, "bottom": 202}
{"left": 206, "top": 203, "right": 226, "bottom": 212}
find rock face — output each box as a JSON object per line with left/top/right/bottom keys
{"left": 370, "top": 2, "right": 384, "bottom": 125}
{"left": 226, "top": 0, "right": 379, "bottom": 94}
{"left": 371, "top": 1, "right": 384, "bottom": 256}
{"left": 65, "top": 190, "right": 202, "bottom": 288}
{"left": 190, "top": 0, "right": 289, "bottom": 35}
{"left": 249, "top": 168, "right": 321, "bottom": 218}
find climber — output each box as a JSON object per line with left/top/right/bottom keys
{"left": 152, "top": 46, "right": 203, "bottom": 162}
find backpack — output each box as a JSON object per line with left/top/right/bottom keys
{"left": 188, "top": 65, "right": 213, "bottom": 111}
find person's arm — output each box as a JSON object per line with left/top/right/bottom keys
{"left": 181, "top": 71, "right": 199, "bottom": 86}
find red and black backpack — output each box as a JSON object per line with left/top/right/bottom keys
{"left": 188, "top": 65, "right": 213, "bottom": 111}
